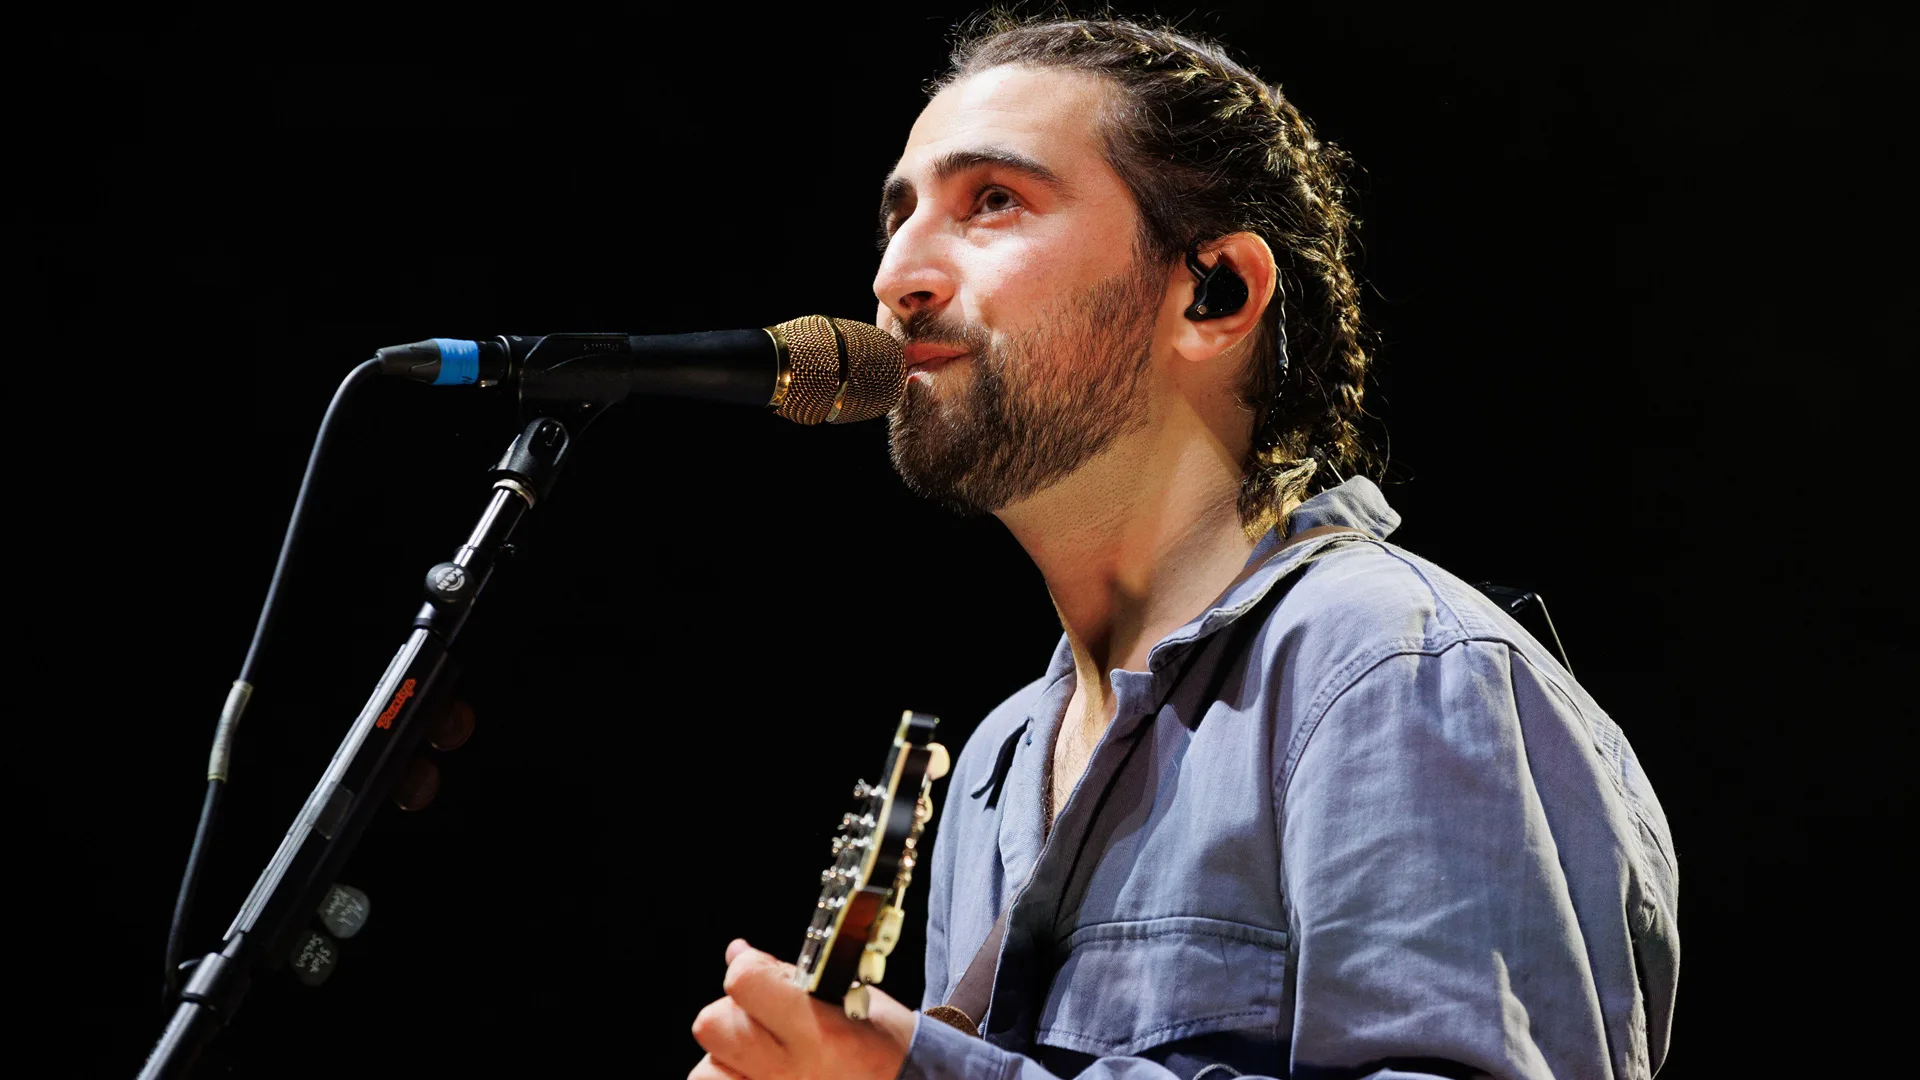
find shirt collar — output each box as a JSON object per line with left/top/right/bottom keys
{"left": 1244, "top": 474, "right": 1401, "bottom": 563}
{"left": 1144, "top": 475, "right": 1400, "bottom": 672}
{"left": 1019, "top": 477, "right": 1401, "bottom": 715}
{"left": 988, "top": 477, "right": 1401, "bottom": 820}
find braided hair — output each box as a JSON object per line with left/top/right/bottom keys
{"left": 942, "top": 14, "right": 1377, "bottom": 535}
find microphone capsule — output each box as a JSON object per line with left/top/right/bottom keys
{"left": 766, "top": 316, "right": 904, "bottom": 425}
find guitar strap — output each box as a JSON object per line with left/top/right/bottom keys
{"left": 922, "top": 909, "right": 1007, "bottom": 1036}
{"left": 922, "top": 524, "right": 1370, "bottom": 1038}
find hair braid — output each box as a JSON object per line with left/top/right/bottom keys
{"left": 1250, "top": 91, "right": 1372, "bottom": 526}
{"left": 944, "top": 13, "right": 1378, "bottom": 535}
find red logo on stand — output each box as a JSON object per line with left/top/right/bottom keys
{"left": 377, "top": 678, "right": 417, "bottom": 729}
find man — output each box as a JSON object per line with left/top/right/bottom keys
{"left": 691, "top": 15, "right": 1678, "bottom": 1080}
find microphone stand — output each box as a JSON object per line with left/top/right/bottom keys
{"left": 138, "top": 413, "right": 581, "bottom": 1079}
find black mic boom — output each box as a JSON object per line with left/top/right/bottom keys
{"left": 374, "top": 315, "right": 905, "bottom": 424}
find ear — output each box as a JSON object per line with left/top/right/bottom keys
{"left": 1167, "top": 232, "right": 1280, "bottom": 367}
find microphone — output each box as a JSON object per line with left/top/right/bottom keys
{"left": 374, "top": 315, "right": 905, "bottom": 424}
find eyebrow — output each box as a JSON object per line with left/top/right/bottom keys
{"left": 878, "top": 147, "right": 1070, "bottom": 237}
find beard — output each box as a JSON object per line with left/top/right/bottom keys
{"left": 886, "top": 261, "right": 1162, "bottom": 516}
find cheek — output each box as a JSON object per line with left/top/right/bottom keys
{"left": 954, "top": 239, "right": 1091, "bottom": 328}
{"left": 958, "top": 199, "right": 1141, "bottom": 327}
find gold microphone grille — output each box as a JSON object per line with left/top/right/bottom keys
{"left": 769, "top": 315, "right": 905, "bottom": 425}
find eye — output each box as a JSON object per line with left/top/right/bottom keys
{"left": 971, "top": 185, "right": 1021, "bottom": 218}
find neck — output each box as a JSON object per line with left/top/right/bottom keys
{"left": 997, "top": 400, "right": 1257, "bottom": 713}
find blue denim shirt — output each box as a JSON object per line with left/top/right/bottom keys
{"left": 903, "top": 478, "right": 1679, "bottom": 1080}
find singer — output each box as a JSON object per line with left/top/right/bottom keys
{"left": 692, "top": 15, "right": 1677, "bottom": 1080}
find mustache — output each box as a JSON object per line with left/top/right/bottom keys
{"left": 898, "top": 308, "right": 994, "bottom": 354}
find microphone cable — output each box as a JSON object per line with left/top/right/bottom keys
{"left": 161, "top": 358, "right": 381, "bottom": 1013}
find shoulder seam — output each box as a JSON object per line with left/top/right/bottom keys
{"left": 1274, "top": 635, "right": 1494, "bottom": 819}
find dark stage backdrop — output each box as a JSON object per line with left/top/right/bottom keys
{"left": 14, "top": 5, "right": 1908, "bottom": 1077}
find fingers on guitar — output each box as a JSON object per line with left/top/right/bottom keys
{"left": 724, "top": 948, "right": 814, "bottom": 1032}
{"left": 723, "top": 948, "right": 779, "bottom": 997}
{"left": 692, "top": 999, "right": 779, "bottom": 1065}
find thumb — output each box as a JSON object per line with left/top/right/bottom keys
{"left": 862, "top": 982, "right": 920, "bottom": 1047}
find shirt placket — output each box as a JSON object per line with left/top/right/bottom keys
{"left": 978, "top": 664, "right": 1171, "bottom": 1050}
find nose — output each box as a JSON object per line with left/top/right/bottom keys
{"left": 872, "top": 212, "right": 955, "bottom": 325}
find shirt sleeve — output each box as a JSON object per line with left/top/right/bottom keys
{"left": 1279, "top": 639, "right": 1637, "bottom": 1080}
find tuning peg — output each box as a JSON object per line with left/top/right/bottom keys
{"left": 926, "top": 743, "right": 951, "bottom": 781}
{"left": 852, "top": 780, "right": 874, "bottom": 799}
{"left": 317, "top": 883, "right": 371, "bottom": 939}
{"left": 391, "top": 756, "right": 440, "bottom": 811}
{"left": 873, "top": 906, "right": 905, "bottom": 956}
{"left": 858, "top": 949, "right": 886, "bottom": 984}
{"left": 288, "top": 928, "right": 341, "bottom": 987}
{"left": 843, "top": 983, "right": 871, "bottom": 1020}
{"left": 430, "top": 698, "right": 475, "bottom": 751}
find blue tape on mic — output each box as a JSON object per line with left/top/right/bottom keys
{"left": 429, "top": 338, "right": 480, "bottom": 385}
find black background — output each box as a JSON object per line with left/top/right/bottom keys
{"left": 14, "top": 4, "right": 1911, "bottom": 1076}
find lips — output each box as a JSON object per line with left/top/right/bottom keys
{"left": 903, "top": 342, "right": 969, "bottom": 374}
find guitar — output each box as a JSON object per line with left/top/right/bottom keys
{"left": 794, "top": 710, "right": 950, "bottom": 1019}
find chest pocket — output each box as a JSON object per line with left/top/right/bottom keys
{"left": 1034, "top": 915, "right": 1290, "bottom": 1057}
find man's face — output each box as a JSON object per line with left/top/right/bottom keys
{"left": 874, "top": 65, "right": 1168, "bottom": 515}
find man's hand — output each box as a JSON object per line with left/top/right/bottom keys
{"left": 689, "top": 939, "right": 917, "bottom": 1080}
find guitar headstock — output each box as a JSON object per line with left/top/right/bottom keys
{"left": 794, "top": 710, "right": 950, "bottom": 1019}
